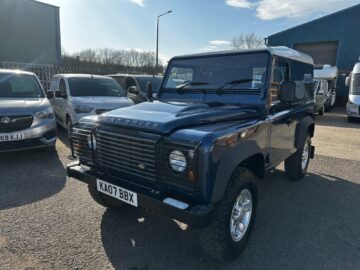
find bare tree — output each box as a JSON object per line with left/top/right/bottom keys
{"left": 231, "top": 32, "right": 264, "bottom": 49}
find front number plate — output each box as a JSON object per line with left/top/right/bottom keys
{"left": 96, "top": 179, "right": 138, "bottom": 207}
{"left": 0, "top": 133, "right": 25, "bottom": 142}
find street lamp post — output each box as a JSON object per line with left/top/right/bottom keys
{"left": 156, "top": 10, "right": 172, "bottom": 72}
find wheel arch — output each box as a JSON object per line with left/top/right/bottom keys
{"left": 211, "top": 142, "right": 265, "bottom": 202}
{"left": 295, "top": 115, "right": 315, "bottom": 149}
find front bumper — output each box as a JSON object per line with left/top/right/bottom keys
{"left": 0, "top": 119, "right": 57, "bottom": 152}
{"left": 67, "top": 162, "right": 213, "bottom": 229}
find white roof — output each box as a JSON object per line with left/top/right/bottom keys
{"left": 352, "top": 63, "right": 360, "bottom": 74}
{"left": 54, "top": 74, "right": 112, "bottom": 79}
{"left": 172, "top": 46, "right": 314, "bottom": 65}
{"left": 0, "top": 69, "right": 35, "bottom": 76}
{"left": 314, "top": 65, "right": 338, "bottom": 79}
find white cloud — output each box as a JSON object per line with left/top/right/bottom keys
{"left": 209, "top": 40, "right": 232, "bottom": 46}
{"left": 129, "top": 0, "right": 145, "bottom": 7}
{"left": 225, "top": 0, "right": 359, "bottom": 20}
{"left": 225, "top": 0, "right": 253, "bottom": 8}
{"left": 199, "top": 40, "right": 232, "bottom": 52}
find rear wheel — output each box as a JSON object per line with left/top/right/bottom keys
{"left": 199, "top": 167, "right": 257, "bottom": 262}
{"left": 88, "top": 185, "right": 126, "bottom": 208}
{"left": 284, "top": 135, "right": 311, "bottom": 181}
{"left": 348, "top": 116, "right": 355, "bottom": 123}
{"left": 318, "top": 106, "right": 324, "bottom": 115}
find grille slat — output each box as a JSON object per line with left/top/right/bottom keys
{"left": 96, "top": 127, "right": 159, "bottom": 183}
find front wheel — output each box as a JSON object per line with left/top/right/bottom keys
{"left": 348, "top": 116, "right": 355, "bottom": 123}
{"left": 199, "top": 167, "right": 257, "bottom": 262}
{"left": 284, "top": 135, "right": 311, "bottom": 181}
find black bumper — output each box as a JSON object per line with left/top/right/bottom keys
{"left": 67, "top": 162, "right": 213, "bottom": 229}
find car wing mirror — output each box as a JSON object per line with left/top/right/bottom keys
{"left": 146, "top": 82, "right": 153, "bottom": 101}
{"left": 127, "top": 86, "right": 139, "bottom": 94}
{"left": 47, "top": 91, "right": 54, "bottom": 99}
{"left": 55, "top": 90, "right": 67, "bottom": 98}
{"left": 279, "top": 81, "right": 296, "bottom": 103}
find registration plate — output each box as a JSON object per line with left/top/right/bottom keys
{"left": 0, "top": 133, "right": 25, "bottom": 142}
{"left": 97, "top": 179, "right": 138, "bottom": 207}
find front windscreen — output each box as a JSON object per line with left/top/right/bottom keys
{"left": 68, "top": 77, "right": 126, "bottom": 97}
{"left": 0, "top": 73, "right": 44, "bottom": 98}
{"left": 162, "top": 52, "right": 269, "bottom": 92}
{"left": 350, "top": 74, "right": 360, "bottom": 95}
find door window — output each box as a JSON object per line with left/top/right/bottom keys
{"left": 270, "top": 62, "right": 289, "bottom": 103}
{"left": 59, "top": 79, "right": 67, "bottom": 96}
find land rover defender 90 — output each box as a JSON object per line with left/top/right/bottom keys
{"left": 67, "top": 47, "right": 315, "bottom": 262}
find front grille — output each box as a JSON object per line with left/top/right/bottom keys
{"left": 0, "top": 138, "right": 43, "bottom": 152}
{"left": 0, "top": 115, "right": 33, "bottom": 132}
{"left": 96, "top": 127, "right": 159, "bottom": 183}
{"left": 71, "top": 123, "right": 96, "bottom": 162}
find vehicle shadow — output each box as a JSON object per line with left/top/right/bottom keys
{"left": 100, "top": 171, "right": 360, "bottom": 270}
{"left": 0, "top": 148, "right": 66, "bottom": 211}
{"left": 315, "top": 107, "right": 359, "bottom": 128}
{"left": 57, "top": 125, "right": 71, "bottom": 148}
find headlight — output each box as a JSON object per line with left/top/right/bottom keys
{"left": 169, "top": 150, "right": 187, "bottom": 173}
{"left": 75, "top": 105, "right": 93, "bottom": 114}
{"left": 87, "top": 134, "right": 96, "bottom": 150}
{"left": 35, "top": 107, "right": 54, "bottom": 119}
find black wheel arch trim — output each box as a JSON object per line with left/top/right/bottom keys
{"left": 295, "top": 115, "right": 314, "bottom": 149}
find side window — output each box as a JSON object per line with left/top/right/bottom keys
{"left": 59, "top": 79, "right": 67, "bottom": 96}
{"left": 50, "top": 77, "right": 59, "bottom": 91}
{"left": 125, "top": 77, "right": 137, "bottom": 90}
{"left": 270, "top": 62, "right": 289, "bottom": 102}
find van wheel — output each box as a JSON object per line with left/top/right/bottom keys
{"left": 324, "top": 105, "right": 331, "bottom": 112}
{"left": 348, "top": 116, "right": 355, "bottom": 123}
{"left": 284, "top": 135, "right": 311, "bottom": 181}
{"left": 88, "top": 185, "right": 126, "bottom": 208}
{"left": 199, "top": 167, "right": 257, "bottom": 262}
{"left": 318, "top": 106, "right": 324, "bottom": 115}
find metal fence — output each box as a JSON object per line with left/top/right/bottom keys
{"left": 0, "top": 61, "right": 120, "bottom": 91}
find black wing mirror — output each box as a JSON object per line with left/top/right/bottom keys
{"left": 55, "top": 90, "right": 67, "bottom": 98}
{"left": 47, "top": 91, "right": 54, "bottom": 99}
{"left": 279, "top": 81, "right": 296, "bottom": 103}
{"left": 146, "top": 82, "right": 153, "bottom": 101}
{"left": 127, "top": 86, "right": 139, "bottom": 94}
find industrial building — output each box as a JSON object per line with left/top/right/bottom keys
{"left": 0, "top": 0, "right": 61, "bottom": 65}
{"left": 267, "top": 4, "right": 360, "bottom": 98}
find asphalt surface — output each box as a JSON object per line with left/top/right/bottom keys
{"left": 0, "top": 109, "right": 359, "bottom": 270}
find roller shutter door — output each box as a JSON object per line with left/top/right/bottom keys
{"left": 294, "top": 41, "right": 339, "bottom": 66}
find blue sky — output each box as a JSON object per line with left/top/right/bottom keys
{"left": 39, "top": 0, "right": 358, "bottom": 63}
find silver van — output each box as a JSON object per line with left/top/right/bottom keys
{"left": 0, "top": 69, "right": 57, "bottom": 152}
{"left": 49, "top": 74, "right": 134, "bottom": 133}
{"left": 345, "top": 62, "right": 360, "bottom": 122}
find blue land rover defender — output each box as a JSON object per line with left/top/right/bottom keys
{"left": 67, "top": 47, "right": 315, "bottom": 262}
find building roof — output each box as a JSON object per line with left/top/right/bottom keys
{"left": 268, "top": 4, "right": 360, "bottom": 38}
{"left": 171, "top": 46, "right": 314, "bottom": 65}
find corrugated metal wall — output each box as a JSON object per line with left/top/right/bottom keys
{"left": 267, "top": 4, "right": 360, "bottom": 97}
{"left": 0, "top": 0, "right": 61, "bottom": 65}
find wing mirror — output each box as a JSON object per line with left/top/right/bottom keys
{"left": 146, "top": 82, "right": 153, "bottom": 101}
{"left": 46, "top": 91, "right": 54, "bottom": 99}
{"left": 279, "top": 81, "right": 296, "bottom": 103}
{"left": 345, "top": 76, "right": 350, "bottom": 87}
{"left": 55, "top": 90, "right": 67, "bottom": 99}
{"left": 127, "top": 86, "right": 139, "bottom": 94}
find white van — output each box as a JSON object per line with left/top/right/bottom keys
{"left": 345, "top": 62, "right": 360, "bottom": 122}
{"left": 314, "top": 65, "right": 338, "bottom": 112}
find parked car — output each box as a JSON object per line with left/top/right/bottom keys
{"left": 345, "top": 62, "right": 360, "bottom": 122}
{"left": 107, "top": 74, "right": 163, "bottom": 104}
{"left": 314, "top": 65, "right": 338, "bottom": 112}
{"left": 49, "top": 74, "right": 134, "bottom": 134}
{"left": 313, "top": 79, "right": 328, "bottom": 115}
{"left": 67, "top": 47, "right": 315, "bottom": 262}
{"left": 0, "top": 69, "right": 57, "bottom": 152}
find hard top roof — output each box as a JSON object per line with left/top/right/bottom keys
{"left": 171, "top": 46, "right": 314, "bottom": 65}
{"left": 54, "top": 74, "right": 114, "bottom": 79}
{"left": 0, "top": 69, "right": 36, "bottom": 76}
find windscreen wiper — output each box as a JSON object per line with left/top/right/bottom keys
{"left": 176, "top": 81, "right": 209, "bottom": 93}
{"left": 216, "top": 79, "right": 253, "bottom": 94}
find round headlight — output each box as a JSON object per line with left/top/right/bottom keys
{"left": 169, "top": 150, "right": 187, "bottom": 173}
{"left": 87, "top": 134, "right": 96, "bottom": 150}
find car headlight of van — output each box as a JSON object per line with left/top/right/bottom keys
{"left": 35, "top": 107, "right": 54, "bottom": 119}
{"left": 75, "top": 105, "right": 93, "bottom": 114}
{"left": 169, "top": 150, "right": 187, "bottom": 173}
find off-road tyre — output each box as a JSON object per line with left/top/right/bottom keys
{"left": 88, "top": 185, "right": 126, "bottom": 208}
{"left": 199, "top": 167, "right": 257, "bottom": 262}
{"left": 284, "top": 134, "right": 311, "bottom": 181}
